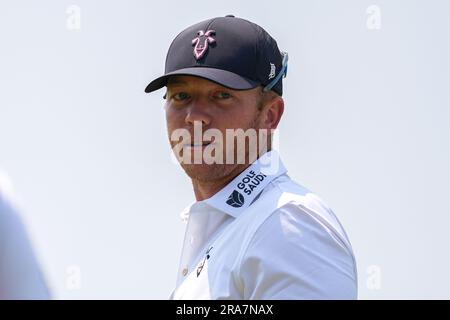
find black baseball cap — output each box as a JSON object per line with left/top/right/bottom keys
{"left": 144, "top": 15, "right": 288, "bottom": 96}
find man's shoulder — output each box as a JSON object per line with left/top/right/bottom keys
{"left": 238, "top": 176, "right": 358, "bottom": 292}
{"left": 253, "top": 174, "right": 354, "bottom": 255}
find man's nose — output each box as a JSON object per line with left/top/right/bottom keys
{"left": 185, "top": 99, "right": 212, "bottom": 127}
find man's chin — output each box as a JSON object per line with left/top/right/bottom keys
{"left": 180, "top": 163, "right": 229, "bottom": 182}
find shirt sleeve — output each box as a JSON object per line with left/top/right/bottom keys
{"left": 238, "top": 202, "right": 357, "bottom": 300}
{"left": 0, "top": 190, "right": 51, "bottom": 300}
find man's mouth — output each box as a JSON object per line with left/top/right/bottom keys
{"left": 184, "top": 141, "right": 213, "bottom": 148}
{"left": 184, "top": 136, "right": 217, "bottom": 148}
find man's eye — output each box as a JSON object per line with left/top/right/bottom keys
{"left": 173, "top": 92, "right": 190, "bottom": 101}
{"left": 216, "top": 92, "right": 232, "bottom": 99}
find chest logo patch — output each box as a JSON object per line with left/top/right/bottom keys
{"left": 197, "top": 246, "right": 213, "bottom": 277}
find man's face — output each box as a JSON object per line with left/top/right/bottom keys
{"left": 164, "top": 75, "right": 266, "bottom": 183}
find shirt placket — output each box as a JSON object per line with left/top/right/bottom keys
{"left": 176, "top": 208, "right": 209, "bottom": 286}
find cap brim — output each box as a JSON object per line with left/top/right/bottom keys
{"left": 144, "top": 67, "right": 260, "bottom": 93}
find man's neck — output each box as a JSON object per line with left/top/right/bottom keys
{"left": 190, "top": 149, "right": 273, "bottom": 201}
{"left": 191, "top": 163, "right": 251, "bottom": 202}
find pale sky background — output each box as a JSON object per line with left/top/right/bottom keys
{"left": 1, "top": 0, "right": 449, "bottom": 299}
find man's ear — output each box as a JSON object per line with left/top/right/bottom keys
{"left": 263, "top": 96, "right": 284, "bottom": 130}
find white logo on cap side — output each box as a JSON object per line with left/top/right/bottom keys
{"left": 269, "top": 63, "right": 276, "bottom": 79}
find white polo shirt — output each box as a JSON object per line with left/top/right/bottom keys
{"left": 170, "top": 151, "right": 357, "bottom": 300}
{"left": 0, "top": 171, "right": 50, "bottom": 300}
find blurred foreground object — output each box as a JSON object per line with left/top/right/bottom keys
{"left": 0, "top": 170, "right": 50, "bottom": 300}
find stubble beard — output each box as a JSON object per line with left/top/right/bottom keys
{"left": 176, "top": 112, "right": 263, "bottom": 184}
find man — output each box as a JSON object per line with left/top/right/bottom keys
{"left": 145, "top": 15, "right": 357, "bottom": 299}
{"left": 0, "top": 170, "right": 50, "bottom": 299}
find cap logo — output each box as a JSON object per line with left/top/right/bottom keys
{"left": 269, "top": 63, "right": 276, "bottom": 79}
{"left": 191, "top": 29, "right": 216, "bottom": 60}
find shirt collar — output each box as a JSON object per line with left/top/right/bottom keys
{"left": 180, "top": 150, "right": 288, "bottom": 220}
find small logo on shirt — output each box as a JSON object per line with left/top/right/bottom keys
{"left": 269, "top": 63, "right": 276, "bottom": 79}
{"left": 226, "top": 190, "right": 245, "bottom": 208}
{"left": 197, "top": 246, "right": 213, "bottom": 277}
